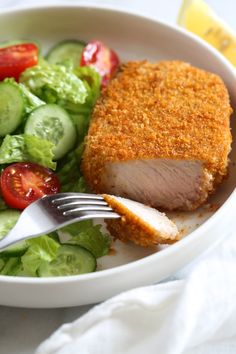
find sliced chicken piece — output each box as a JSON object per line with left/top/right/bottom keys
{"left": 82, "top": 61, "right": 232, "bottom": 211}
{"left": 103, "top": 194, "right": 179, "bottom": 247}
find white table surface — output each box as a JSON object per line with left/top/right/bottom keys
{"left": 0, "top": 1, "right": 236, "bottom": 353}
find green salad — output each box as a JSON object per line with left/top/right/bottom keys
{"left": 0, "top": 39, "right": 120, "bottom": 277}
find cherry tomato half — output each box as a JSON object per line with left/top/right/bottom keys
{"left": 1, "top": 162, "right": 60, "bottom": 210}
{"left": 0, "top": 43, "right": 38, "bottom": 81}
{"left": 80, "top": 40, "right": 120, "bottom": 87}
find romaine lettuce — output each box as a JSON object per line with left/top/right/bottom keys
{"left": 21, "top": 235, "right": 60, "bottom": 276}
{"left": 66, "top": 67, "right": 101, "bottom": 140}
{"left": 75, "top": 66, "right": 101, "bottom": 107}
{"left": 0, "top": 213, "right": 20, "bottom": 240}
{"left": 56, "top": 143, "right": 85, "bottom": 192}
{"left": 0, "top": 257, "right": 21, "bottom": 276}
{"left": 19, "top": 83, "right": 45, "bottom": 113}
{"left": 20, "top": 62, "right": 88, "bottom": 107}
{"left": 0, "top": 134, "right": 56, "bottom": 170}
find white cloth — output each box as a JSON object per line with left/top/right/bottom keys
{"left": 36, "top": 229, "right": 236, "bottom": 354}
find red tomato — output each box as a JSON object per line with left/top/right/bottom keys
{"left": 0, "top": 43, "right": 38, "bottom": 81}
{"left": 1, "top": 162, "right": 60, "bottom": 210}
{"left": 80, "top": 40, "right": 120, "bottom": 87}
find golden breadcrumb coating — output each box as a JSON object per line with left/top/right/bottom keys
{"left": 82, "top": 61, "right": 232, "bottom": 199}
{"left": 103, "top": 195, "right": 180, "bottom": 246}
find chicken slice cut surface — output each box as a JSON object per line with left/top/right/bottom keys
{"left": 103, "top": 194, "right": 179, "bottom": 247}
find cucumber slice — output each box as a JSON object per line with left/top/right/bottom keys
{"left": 0, "top": 210, "right": 28, "bottom": 257}
{"left": 25, "top": 104, "right": 77, "bottom": 160}
{"left": 38, "top": 244, "right": 96, "bottom": 277}
{"left": 0, "top": 81, "right": 25, "bottom": 136}
{"left": 46, "top": 40, "right": 86, "bottom": 67}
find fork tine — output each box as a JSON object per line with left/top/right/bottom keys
{"left": 56, "top": 200, "right": 108, "bottom": 209}
{"left": 62, "top": 205, "right": 114, "bottom": 215}
{"left": 77, "top": 210, "right": 120, "bottom": 220}
{"left": 58, "top": 192, "right": 104, "bottom": 198}
{"left": 57, "top": 201, "right": 108, "bottom": 210}
{"left": 51, "top": 193, "right": 104, "bottom": 204}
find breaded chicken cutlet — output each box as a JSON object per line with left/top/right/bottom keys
{"left": 82, "top": 60, "right": 232, "bottom": 211}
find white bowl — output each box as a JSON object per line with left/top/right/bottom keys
{"left": 0, "top": 5, "right": 236, "bottom": 308}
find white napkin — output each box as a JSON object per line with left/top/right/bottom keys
{"left": 35, "top": 228, "right": 236, "bottom": 354}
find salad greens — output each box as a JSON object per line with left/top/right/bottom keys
{"left": 0, "top": 257, "right": 21, "bottom": 276}
{"left": 0, "top": 215, "right": 110, "bottom": 277}
{"left": 20, "top": 61, "right": 88, "bottom": 107}
{"left": 56, "top": 143, "right": 86, "bottom": 192}
{"left": 19, "top": 82, "right": 45, "bottom": 113}
{"left": 0, "top": 210, "right": 20, "bottom": 239}
{"left": 0, "top": 39, "right": 111, "bottom": 277}
{"left": 20, "top": 236, "right": 60, "bottom": 277}
{"left": 0, "top": 134, "right": 56, "bottom": 169}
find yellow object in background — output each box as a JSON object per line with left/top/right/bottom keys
{"left": 178, "top": 0, "right": 236, "bottom": 66}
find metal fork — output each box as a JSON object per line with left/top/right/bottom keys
{"left": 0, "top": 193, "right": 120, "bottom": 250}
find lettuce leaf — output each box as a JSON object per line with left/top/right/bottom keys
{"left": 20, "top": 235, "right": 60, "bottom": 276}
{"left": 0, "top": 257, "right": 21, "bottom": 276}
{"left": 0, "top": 258, "right": 5, "bottom": 271}
{"left": 25, "top": 135, "right": 56, "bottom": 169}
{"left": 56, "top": 143, "right": 86, "bottom": 192}
{"left": 70, "top": 112, "right": 90, "bottom": 143}
{"left": 0, "top": 210, "right": 20, "bottom": 241}
{"left": 20, "top": 62, "right": 88, "bottom": 107}
{"left": 0, "top": 134, "right": 56, "bottom": 170}
{"left": 67, "top": 67, "right": 101, "bottom": 140}
{"left": 60, "top": 220, "right": 111, "bottom": 258}
{"left": 57, "top": 175, "right": 86, "bottom": 194}
{"left": 67, "top": 66, "right": 101, "bottom": 113}
{"left": 76, "top": 66, "right": 101, "bottom": 107}
{"left": 19, "top": 83, "right": 45, "bottom": 113}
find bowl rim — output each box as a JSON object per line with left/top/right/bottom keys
{"left": 0, "top": 3, "right": 235, "bottom": 284}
